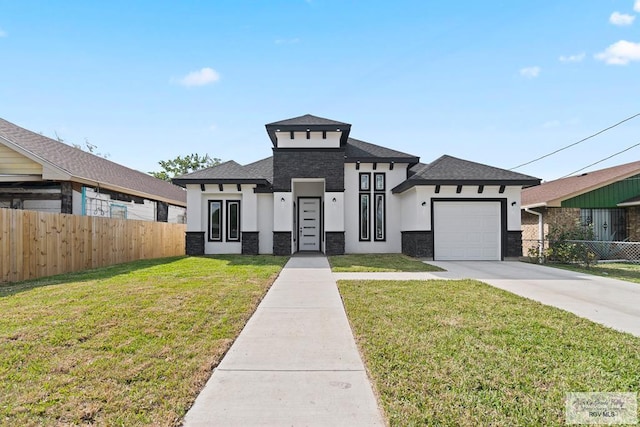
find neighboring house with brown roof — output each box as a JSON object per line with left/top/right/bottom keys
{"left": 0, "top": 118, "right": 186, "bottom": 223}
{"left": 521, "top": 160, "right": 640, "bottom": 254}
{"left": 173, "top": 114, "right": 540, "bottom": 259}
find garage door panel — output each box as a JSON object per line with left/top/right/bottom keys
{"left": 434, "top": 201, "right": 501, "bottom": 261}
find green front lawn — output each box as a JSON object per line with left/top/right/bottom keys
{"left": 329, "top": 254, "right": 443, "bottom": 272}
{"left": 550, "top": 262, "right": 640, "bottom": 285}
{"left": 0, "top": 255, "right": 287, "bottom": 426}
{"left": 338, "top": 279, "right": 640, "bottom": 426}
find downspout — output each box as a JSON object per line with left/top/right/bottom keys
{"left": 81, "top": 186, "right": 86, "bottom": 216}
{"left": 524, "top": 208, "right": 543, "bottom": 262}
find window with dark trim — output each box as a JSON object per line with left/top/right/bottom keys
{"left": 359, "top": 172, "right": 370, "bottom": 191}
{"left": 226, "top": 200, "right": 241, "bottom": 242}
{"left": 359, "top": 194, "right": 370, "bottom": 241}
{"left": 208, "top": 200, "right": 222, "bottom": 241}
{"left": 374, "top": 193, "right": 385, "bottom": 241}
{"left": 374, "top": 173, "right": 385, "bottom": 191}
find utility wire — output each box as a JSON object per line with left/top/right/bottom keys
{"left": 510, "top": 112, "right": 640, "bottom": 170}
{"left": 559, "top": 141, "right": 640, "bottom": 178}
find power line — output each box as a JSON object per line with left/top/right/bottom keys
{"left": 560, "top": 141, "right": 640, "bottom": 178}
{"left": 510, "top": 112, "right": 640, "bottom": 170}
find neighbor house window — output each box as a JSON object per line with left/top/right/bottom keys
{"left": 374, "top": 193, "right": 385, "bottom": 241}
{"left": 209, "top": 200, "right": 222, "bottom": 241}
{"left": 110, "top": 204, "right": 127, "bottom": 220}
{"left": 359, "top": 194, "right": 370, "bottom": 241}
{"left": 226, "top": 200, "right": 241, "bottom": 242}
{"left": 580, "top": 208, "right": 626, "bottom": 241}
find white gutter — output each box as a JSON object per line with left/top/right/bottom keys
{"left": 524, "top": 208, "right": 544, "bottom": 262}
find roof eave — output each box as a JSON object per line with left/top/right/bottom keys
{"left": 346, "top": 157, "right": 420, "bottom": 166}
{"left": 172, "top": 178, "right": 270, "bottom": 187}
{"left": 392, "top": 178, "right": 541, "bottom": 194}
{"left": 265, "top": 123, "right": 352, "bottom": 146}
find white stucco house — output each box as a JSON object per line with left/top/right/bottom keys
{"left": 173, "top": 115, "right": 540, "bottom": 260}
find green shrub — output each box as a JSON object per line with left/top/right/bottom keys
{"left": 545, "top": 220, "right": 596, "bottom": 266}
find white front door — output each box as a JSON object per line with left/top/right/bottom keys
{"left": 298, "top": 198, "right": 321, "bottom": 251}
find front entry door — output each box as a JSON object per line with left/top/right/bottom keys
{"left": 298, "top": 198, "right": 321, "bottom": 251}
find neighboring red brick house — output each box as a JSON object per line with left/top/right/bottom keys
{"left": 521, "top": 160, "right": 640, "bottom": 254}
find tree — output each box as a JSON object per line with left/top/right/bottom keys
{"left": 150, "top": 153, "right": 221, "bottom": 181}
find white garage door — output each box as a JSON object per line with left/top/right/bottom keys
{"left": 433, "top": 201, "right": 501, "bottom": 261}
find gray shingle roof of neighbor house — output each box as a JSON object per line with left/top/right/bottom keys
{"left": 522, "top": 160, "right": 640, "bottom": 208}
{"left": 0, "top": 118, "right": 187, "bottom": 205}
{"left": 392, "top": 155, "right": 541, "bottom": 193}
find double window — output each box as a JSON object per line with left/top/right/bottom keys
{"left": 359, "top": 172, "right": 385, "bottom": 241}
{"left": 209, "top": 200, "right": 241, "bottom": 242}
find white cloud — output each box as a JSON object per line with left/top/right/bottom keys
{"left": 595, "top": 40, "right": 640, "bottom": 65}
{"left": 177, "top": 67, "right": 220, "bottom": 87}
{"left": 635, "top": 0, "right": 640, "bottom": 12}
{"left": 559, "top": 53, "right": 586, "bottom": 63}
{"left": 0, "top": 28, "right": 7, "bottom": 37}
{"left": 519, "top": 66, "right": 541, "bottom": 78}
{"left": 609, "top": 11, "right": 635, "bottom": 26}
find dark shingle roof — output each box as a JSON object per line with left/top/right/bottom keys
{"left": 345, "top": 138, "right": 419, "bottom": 163}
{"left": 265, "top": 114, "right": 352, "bottom": 146}
{"left": 172, "top": 157, "right": 273, "bottom": 187}
{"left": 0, "top": 118, "right": 186, "bottom": 205}
{"left": 522, "top": 160, "right": 640, "bottom": 208}
{"left": 392, "top": 155, "right": 540, "bottom": 193}
{"left": 266, "top": 114, "right": 350, "bottom": 127}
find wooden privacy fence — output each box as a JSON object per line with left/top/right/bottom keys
{"left": 0, "top": 208, "right": 186, "bottom": 283}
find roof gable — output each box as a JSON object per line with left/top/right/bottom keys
{"left": 0, "top": 118, "right": 186, "bottom": 205}
{"left": 522, "top": 160, "right": 640, "bottom": 208}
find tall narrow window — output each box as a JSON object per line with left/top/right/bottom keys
{"left": 374, "top": 194, "right": 385, "bottom": 241}
{"left": 374, "top": 173, "right": 385, "bottom": 191}
{"left": 359, "top": 173, "right": 370, "bottom": 191}
{"left": 226, "top": 200, "right": 241, "bottom": 242}
{"left": 209, "top": 200, "right": 222, "bottom": 241}
{"left": 359, "top": 194, "right": 370, "bottom": 241}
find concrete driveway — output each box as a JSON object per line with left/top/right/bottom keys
{"left": 428, "top": 261, "right": 640, "bottom": 337}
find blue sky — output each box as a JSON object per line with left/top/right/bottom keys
{"left": 1, "top": 0, "right": 639, "bottom": 181}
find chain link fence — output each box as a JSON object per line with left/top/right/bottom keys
{"left": 523, "top": 239, "right": 640, "bottom": 264}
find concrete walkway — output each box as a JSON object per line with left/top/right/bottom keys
{"left": 183, "top": 255, "right": 385, "bottom": 427}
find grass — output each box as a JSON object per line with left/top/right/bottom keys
{"left": 338, "top": 279, "right": 640, "bottom": 426}
{"left": 329, "top": 254, "right": 443, "bottom": 272}
{"left": 548, "top": 262, "right": 640, "bottom": 285}
{"left": 0, "top": 255, "right": 287, "bottom": 426}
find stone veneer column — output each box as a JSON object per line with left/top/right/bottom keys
{"left": 506, "top": 230, "right": 523, "bottom": 258}
{"left": 185, "top": 232, "right": 205, "bottom": 255}
{"left": 325, "top": 232, "right": 345, "bottom": 255}
{"left": 242, "top": 232, "right": 259, "bottom": 255}
{"left": 273, "top": 232, "right": 292, "bottom": 255}
{"left": 401, "top": 231, "right": 433, "bottom": 258}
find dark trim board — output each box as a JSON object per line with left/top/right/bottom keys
{"left": 430, "top": 198, "right": 508, "bottom": 261}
